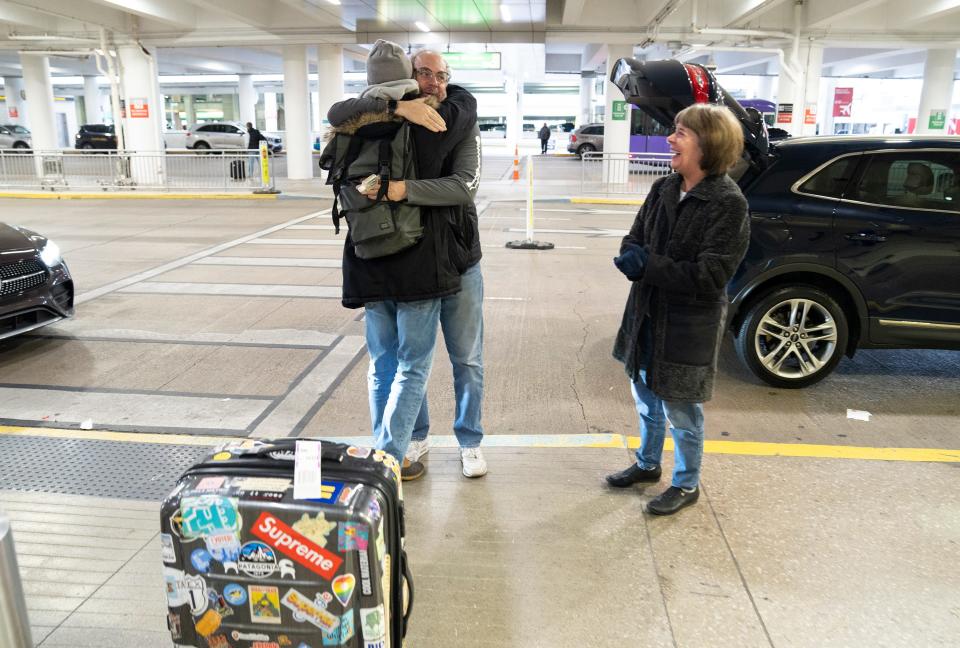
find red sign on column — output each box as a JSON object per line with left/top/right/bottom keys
{"left": 8, "top": 107, "right": 18, "bottom": 119}
{"left": 129, "top": 98, "right": 149, "bottom": 118}
{"left": 832, "top": 88, "right": 853, "bottom": 117}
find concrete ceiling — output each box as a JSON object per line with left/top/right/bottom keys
{"left": 0, "top": 0, "right": 957, "bottom": 80}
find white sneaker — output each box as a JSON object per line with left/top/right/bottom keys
{"left": 460, "top": 447, "right": 488, "bottom": 478}
{"left": 405, "top": 439, "right": 430, "bottom": 463}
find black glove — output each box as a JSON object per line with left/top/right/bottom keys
{"left": 613, "top": 243, "right": 648, "bottom": 281}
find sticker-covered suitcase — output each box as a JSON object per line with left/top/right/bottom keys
{"left": 160, "top": 438, "right": 412, "bottom": 648}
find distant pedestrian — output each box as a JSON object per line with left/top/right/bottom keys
{"left": 538, "top": 122, "right": 550, "bottom": 154}
{"left": 246, "top": 122, "right": 265, "bottom": 176}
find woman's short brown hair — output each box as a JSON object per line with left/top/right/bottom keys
{"left": 675, "top": 103, "right": 744, "bottom": 176}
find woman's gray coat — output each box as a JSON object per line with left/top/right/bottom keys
{"left": 613, "top": 172, "right": 750, "bottom": 403}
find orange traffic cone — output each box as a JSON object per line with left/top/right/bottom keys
{"left": 511, "top": 145, "right": 520, "bottom": 181}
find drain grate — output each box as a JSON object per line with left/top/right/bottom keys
{"left": 0, "top": 436, "right": 211, "bottom": 501}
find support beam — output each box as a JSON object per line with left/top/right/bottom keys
{"left": 11, "top": 0, "right": 130, "bottom": 33}
{"left": 87, "top": 0, "right": 196, "bottom": 29}
{"left": 0, "top": 1, "right": 58, "bottom": 31}
{"left": 806, "top": 0, "right": 887, "bottom": 29}
{"left": 885, "top": 0, "right": 960, "bottom": 28}
{"left": 715, "top": 0, "right": 790, "bottom": 27}
{"left": 561, "top": 0, "right": 586, "bottom": 25}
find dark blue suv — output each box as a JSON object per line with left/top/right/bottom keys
{"left": 614, "top": 59, "right": 960, "bottom": 388}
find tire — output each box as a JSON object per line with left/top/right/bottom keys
{"left": 81, "top": 143, "right": 94, "bottom": 150}
{"left": 734, "top": 285, "right": 849, "bottom": 388}
{"left": 577, "top": 143, "right": 596, "bottom": 158}
{"left": 193, "top": 141, "right": 211, "bottom": 151}
{"left": 13, "top": 142, "right": 29, "bottom": 150}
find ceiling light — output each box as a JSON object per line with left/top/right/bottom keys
{"left": 8, "top": 33, "right": 98, "bottom": 43}
{"left": 500, "top": 4, "right": 512, "bottom": 22}
{"left": 325, "top": 0, "right": 341, "bottom": 4}
{"left": 415, "top": 21, "right": 430, "bottom": 32}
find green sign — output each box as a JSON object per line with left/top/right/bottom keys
{"left": 928, "top": 109, "right": 947, "bottom": 130}
{"left": 612, "top": 100, "right": 627, "bottom": 121}
{"left": 442, "top": 52, "right": 501, "bottom": 70}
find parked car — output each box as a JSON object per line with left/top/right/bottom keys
{"left": 0, "top": 223, "right": 74, "bottom": 341}
{"left": 613, "top": 58, "right": 960, "bottom": 388}
{"left": 567, "top": 123, "right": 604, "bottom": 157}
{"left": 0, "top": 124, "right": 31, "bottom": 150}
{"left": 75, "top": 124, "right": 117, "bottom": 150}
{"left": 186, "top": 122, "right": 282, "bottom": 152}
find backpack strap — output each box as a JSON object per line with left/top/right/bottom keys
{"left": 330, "top": 135, "right": 366, "bottom": 234}
{"left": 374, "top": 137, "right": 392, "bottom": 202}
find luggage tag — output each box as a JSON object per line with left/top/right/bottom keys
{"left": 293, "top": 440, "right": 324, "bottom": 500}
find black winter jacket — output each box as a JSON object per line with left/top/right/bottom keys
{"left": 336, "top": 85, "right": 478, "bottom": 308}
{"left": 612, "top": 172, "right": 750, "bottom": 402}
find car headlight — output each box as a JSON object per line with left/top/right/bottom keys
{"left": 40, "top": 240, "right": 62, "bottom": 267}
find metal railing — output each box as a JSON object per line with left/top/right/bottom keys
{"left": 580, "top": 152, "right": 673, "bottom": 195}
{"left": 0, "top": 149, "right": 276, "bottom": 192}
{"left": 0, "top": 513, "right": 33, "bottom": 648}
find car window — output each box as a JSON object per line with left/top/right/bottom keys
{"left": 230, "top": 126, "right": 244, "bottom": 134}
{"left": 0, "top": 127, "right": 9, "bottom": 135}
{"left": 851, "top": 151, "right": 960, "bottom": 213}
{"left": 797, "top": 155, "right": 859, "bottom": 199}
{"left": 630, "top": 110, "right": 672, "bottom": 137}
{"left": 197, "top": 125, "right": 216, "bottom": 133}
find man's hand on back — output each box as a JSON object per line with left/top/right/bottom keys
{"left": 395, "top": 98, "right": 446, "bottom": 133}
{"left": 359, "top": 179, "right": 407, "bottom": 202}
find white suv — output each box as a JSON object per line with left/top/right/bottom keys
{"left": 185, "top": 122, "right": 247, "bottom": 150}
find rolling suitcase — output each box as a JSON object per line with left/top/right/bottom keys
{"left": 160, "top": 438, "right": 412, "bottom": 648}
{"left": 230, "top": 159, "right": 246, "bottom": 180}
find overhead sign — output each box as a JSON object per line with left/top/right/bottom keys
{"left": 442, "top": 52, "right": 501, "bottom": 70}
{"left": 928, "top": 109, "right": 947, "bottom": 130}
{"left": 611, "top": 100, "right": 627, "bottom": 121}
{"left": 832, "top": 87, "right": 853, "bottom": 117}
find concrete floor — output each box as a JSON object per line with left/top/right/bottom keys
{"left": 0, "top": 164, "right": 958, "bottom": 647}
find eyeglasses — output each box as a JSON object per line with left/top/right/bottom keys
{"left": 414, "top": 68, "right": 450, "bottom": 83}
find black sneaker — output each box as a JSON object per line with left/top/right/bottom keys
{"left": 605, "top": 463, "right": 662, "bottom": 488}
{"left": 646, "top": 486, "right": 699, "bottom": 515}
{"left": 401, "top": 459, "right": 425, "bottom": 481}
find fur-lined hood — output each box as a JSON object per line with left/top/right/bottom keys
{"left": 323, "top": 94, "right": 440, "bottom": 142}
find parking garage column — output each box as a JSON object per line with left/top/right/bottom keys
{"left": 238, "top": 74, "right": 256, "bottom": 127}
{"left": 117, "top": 45, "right": 165, "bottom": 185}
{"left": 316, "top": 45, "right": 342, "bottom": 133}
{"left": 3, "top": 76, "right": 27, "bottom": 127}
{"left": 283, "top": 45, "right": 312, "bottom": 180}
{"left": 19, "top": 55, "right": 57, "bottom": 151}
{"left": 916, "top": 48, "right": 956, "bottom": 135}
{"left": 777, "top": 42, "right": 822, "bottom": 136}
{"left": 83, "top": 76, "right": 101, "bottom": 125}
{"left": 579, "top": 72, "right": 593, "bottom": 127}
{"left": 602, "top": 44, "right": 632, "bottom": 184}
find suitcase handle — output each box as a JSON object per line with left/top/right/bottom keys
{"left": 245, "top": 440, "right": 345, "bottom": 463}
{"left": 401, "top": 548, "right": 414, "bottom": 637}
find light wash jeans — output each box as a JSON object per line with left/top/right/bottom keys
{"left": 246, "top": 152, "right": 259, "bottom": 178}
{"left": 411, "top": 263, "right": 484, "bottom": 448}
{"left": 631, "top": 368, "right": 705, "bottom": 490}
{"left": 365, "top": 298, "right": 442, "bottom": 462}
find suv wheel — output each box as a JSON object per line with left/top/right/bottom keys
{"left": 193, "top": 141, "right": 211, "bottom": 151}
{"left": 735, "top": 285, "right": 848, "bottom": 388}
{"left": 13, "top": 141, "right": 29, "bottom": 150}
{"left": 80, "top": 142, "right": 94, "bottom": 150}
{"left": 577, "top": 143, "right": 596, "bottom": 158}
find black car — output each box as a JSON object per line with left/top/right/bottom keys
{"left": 0, "top": 223, "right": 74, "bottom": 340}
{"left": 613, "top": 59, "right": 960, "bottom": 388}
{"left": 75, "top": 124, "right": 117, "bottom": 150}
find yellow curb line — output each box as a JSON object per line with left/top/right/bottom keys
{"left": 0, "top": 192, "right": 278, "bottom": 200}
{"left": 2, "top": 425, "right": 958, "bottom": 464}
{"left": 570, "top": 197, "right": 644, "bottom": 206}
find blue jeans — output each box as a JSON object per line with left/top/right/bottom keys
{"left": 632, "top": 369, "right": 705, "bottom": 490}
{"left": 365, "top": 298, "right": 441, "bottom": 462}
{"left": 411, "top": 263, "right": 484, "bottom": 448}
{"left": 246, "top": 152, "right": 259, "bottom": 177}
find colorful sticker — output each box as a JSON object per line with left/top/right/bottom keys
{"left": 231, "top": 631, "right": 271, "bottom": 641}
{"left": 339, "top": 522, "right": 369, "bottom": 552}
{"left": 280, "top": 588, "right": 340, "bottom": 633}
{"left": 305, "top": 480, "right": 345, "bottom": 505}
{"left": 278, "top": 558, "right": 297, "bottom": 579}
{"left": 251, "top": 642, "right": 280, "bottom": 648}
{"left": 238, "top": 541, "right": 278, "bottom": 579}
{"left": 191, "top": 548, "right": 213, "bottom": 573}
{"left": 184, "top": 574, "right": 208, "bottom": 615}
{"left": 347, "top": 446, "right": 372, "bottom": 459}
{"left": 358, "top": 551, "right": 372, "bottom": 596}
{"left": 251, "top": 512, "right": 343, "bottom": 580}
{"left": 194, "top": 608, "right": 221, "bottom": 637}
{"left": 196, "top": 476, "right": 226, "bottom": 491}
{"left": 164, "top": 567, "right": 188, "bottom": 607}
{"left": 236, "top": 477, "right": 292, "bottom": 502}
{"left": 375, "top": 519, "right": 385, "bottom": 567}
{"left": 249, "top": 585, "right": 282, "bottom": 624}
{"left": 332, "top": 574, "right": 356, "bottom": 607}
{"left": 160, "top": 533, "right": 176, "bottom": 564}
{"left": 178, "top": 495, "right": 241, "bottom": 540}
{"left": 322, "top": 611, "right": 356, "bottom": 646}
{"left": 292, "top": 512, "right": 338, "bottom": 545}
{"left": 223, "top": 583, "right": 247, "bottom": 606}
{"left": 212, "top": 452, "right": 232, "bottom": 461}
{"left": 208, "top": 590, "right": 234, "bottom": 619}
{"left": 166, "top": 611, "right": 182, "bottom": 640}
{"left": 207, "top": 635, "right": 230, "bottom": 648}
{"left": 205, "top": 532, "right": 241, "bottom": 571}
{"left": 338, "top": 486, "right": 357, "bottom": 506}
{"left": 360, "top": 605, "right": 385, "bottom": 642}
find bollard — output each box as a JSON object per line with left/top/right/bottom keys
{"left": 511, "top": 144, "right": 520, "bottom": 181}
{"left": 505, "top": 154, "right": 554, "bottom": 251}
{"left": 254, "top": 140, "right": 280, "bottom": 195}
{"left": 0, "top": 513, "right": 33, "bottom": 648}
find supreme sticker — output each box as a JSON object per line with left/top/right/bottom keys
{"left": 251, "top": 512, "right": 343, "bottom": 580}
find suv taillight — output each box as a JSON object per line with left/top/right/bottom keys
{"left": 570, "top": 135, "right": 577, "bottom": 143}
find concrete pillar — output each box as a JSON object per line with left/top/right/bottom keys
{"left": 602, "top": 44, "right": 633, "bottom": 183}
{"left": 83, "top": 76, "right": 101, "bottom": 124}
{"left": 777, "top": 43, "right": 822, "bottom": 136}
{"left": 3, "top": 77, "right": 27, "bottom": 126}
{"left": 238, "top": 74, "right": 256, "bottom": 127}
{"left": 117, "top": 45, "right": 165, "bottom": 184}
{"left": 505, "top": 76, "right": 523, "bottom": 148}
{"left": 283, "top": 45, "right": 312, "bottom": 180}
{"left": 183, "top": 94, "right": 195, "bottom": 125}
{"left": 917, "top": 48, "right": 957, "bottom": 134}
{"left": 264, "top": 92, "right": 278, "bottom": 131}
{"left": 579, "top": 72, "right": 593, "bottom": 126}
{"left": 20, "top": 55, "right": 57, "bottom": 150}
{"left": 316, "top": 45, "right": 343, "bottom": 133}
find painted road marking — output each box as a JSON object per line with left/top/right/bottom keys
{"left": 119, "top": 282, "right": 340, "bottom": 298}
{"left": 247, "top": 238, "right": 342, "bottom": 246}
{"left": 75, "top": 210, "right": 331, "bottom": 305}
{"left": 505, "top": 227, "right": 628, "bottom": 238}
{"left": 194, "top": 257, "right": 341, "bottom": 268}
{"left": 1, "top": 428, "right": 957, "bottom": 464}
{"left": 28, "top": 324, "right": 337, "bottom": 348}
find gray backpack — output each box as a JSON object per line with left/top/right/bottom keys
{"left": 319, "top": 121, "right": 423, "bottom": 259}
